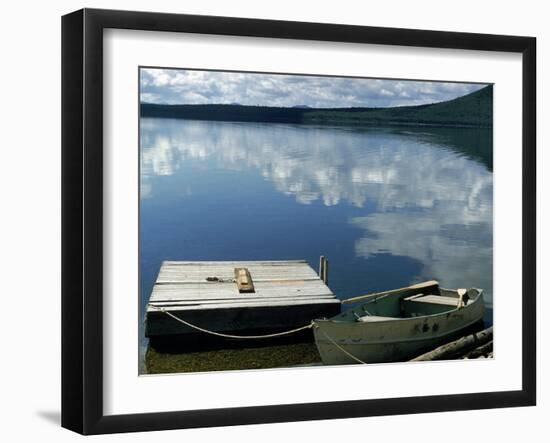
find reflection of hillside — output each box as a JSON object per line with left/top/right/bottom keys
{"left": 140, "top": 119, "right": 492, "bottom": 300}
{"left": 386, "top": 126, "right": 493, "bottom": 170}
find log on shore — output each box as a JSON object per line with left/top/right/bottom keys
{"left": 411, "top": 326, "right": 493, "bottom": 361}
{"left": 463, "top": 340, "right": 493, "bottom": 359}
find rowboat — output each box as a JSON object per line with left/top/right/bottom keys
{"left": 312, "top": 280, "right": 485, "bottom": 365}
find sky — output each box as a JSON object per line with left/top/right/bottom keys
{"left": 140, "top": 68, "right": 487, "bottom": 108}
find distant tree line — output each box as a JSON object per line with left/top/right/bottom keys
{"left": 140, "top": 85, "right": 492, "bottom": 128}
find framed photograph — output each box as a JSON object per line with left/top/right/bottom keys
{"left": 62, "top": 8, "right": 536, "bottom": 434}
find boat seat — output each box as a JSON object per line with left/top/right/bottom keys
{"left": 404, "top": 294, "right": 461, "bottom": 306}
{"left": 357, "top": 315, "right": 397, "bottom": 323}
{"left": 402, "top": 294, "right": 464, "bottom": 317}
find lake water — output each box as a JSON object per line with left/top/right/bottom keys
{"left": 139, "top": 118, "right": 493, "bottom": 365}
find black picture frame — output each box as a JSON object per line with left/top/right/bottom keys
{"left": 61, "top": 8, "right": 536, "bottom": 435}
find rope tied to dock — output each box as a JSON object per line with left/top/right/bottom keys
{"left": 152, "top": 307, "right": 368, "bottom": 364}
{"left": 152, "top": 306, "right": 313, "bottom": 339}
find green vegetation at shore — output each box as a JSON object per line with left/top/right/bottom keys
{"left": 141, "top": 85, "right": 492, "bottom": 128}
{"left": 145, "top": 342, "right": 321, "bottom": 374}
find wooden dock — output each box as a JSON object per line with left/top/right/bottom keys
{"left": 145, "top": 260, "right": 341, "bottom": 341}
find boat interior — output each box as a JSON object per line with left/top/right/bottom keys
{"left": 338, "top": 287, "right": 481, "bottom": 323}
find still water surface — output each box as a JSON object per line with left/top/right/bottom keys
{"left": 139, "top": 118, "right": 493, "bottom": 361}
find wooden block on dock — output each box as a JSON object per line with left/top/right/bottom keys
{"left": 235, "top": 267, "right": 254, "bottom": 293}
{"left": 145, "top": 260, "right": 341, "bottom": 338}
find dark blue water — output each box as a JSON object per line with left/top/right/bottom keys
{"left": 139, "top": 118, "right": 493, "bottom": 361}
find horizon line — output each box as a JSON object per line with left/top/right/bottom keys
{"left": 139, "top": 84, "right": 490, "bottom": 110}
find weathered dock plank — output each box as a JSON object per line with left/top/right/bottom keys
{"left": 149, "top": 281, "right": 335, "bottom": 301}
{"left": 149, "top": 293, "right": 337, "bottom": 303}
{"left": 145, "top": 260, "right": 341, "bottom": 340}
{"left": 149, "top": 298, "right": 340, "bottom": 310}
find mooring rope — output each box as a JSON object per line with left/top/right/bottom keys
{"left": 153, "top": 307, "right": 368, "bottom": 364}
{"left": 153, "top": 306, "right": 313, "bottom": 339}
{"left": 314, "top": 326, "right": 367, "bottom": 364}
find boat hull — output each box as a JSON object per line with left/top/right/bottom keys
{"left": 313, "top": 292, "right": 485, "bottom": 365}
